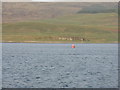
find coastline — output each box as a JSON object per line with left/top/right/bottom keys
{"left": 1, "top": 40, "right": 118, "bottom": 44}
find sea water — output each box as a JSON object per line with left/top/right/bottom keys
{"left": 2, "top": 43, "right": 118, "bottom": 88}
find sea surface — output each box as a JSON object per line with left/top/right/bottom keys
{"left": 2, "top": 43, "right": 118, "bottom": 88}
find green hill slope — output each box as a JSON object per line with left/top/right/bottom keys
{"left": 3, "top": 2, "right": 117, "bottom": 23}
{"left": 3, "top": 13, "right": 118, "bottom": 43}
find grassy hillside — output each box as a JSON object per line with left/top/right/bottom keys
{"left": 3, "top": 13, "right": 118, "bottom": 43}
{"left": 78, "top": 3, "right": 117, "bottom": 14}
{"left": 3, "top": 2, "right": 117, "bottom": 22}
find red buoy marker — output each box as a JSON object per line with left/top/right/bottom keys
{"left": 72, "top": 44, "right": 75, "bottom": 48}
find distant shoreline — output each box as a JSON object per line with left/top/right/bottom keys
{"left": 2, "top": 41, "right": 118, "bottom": 44}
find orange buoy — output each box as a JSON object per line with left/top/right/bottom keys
{"left": 72, "top": 44, "right": 75, "bottom": 48}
